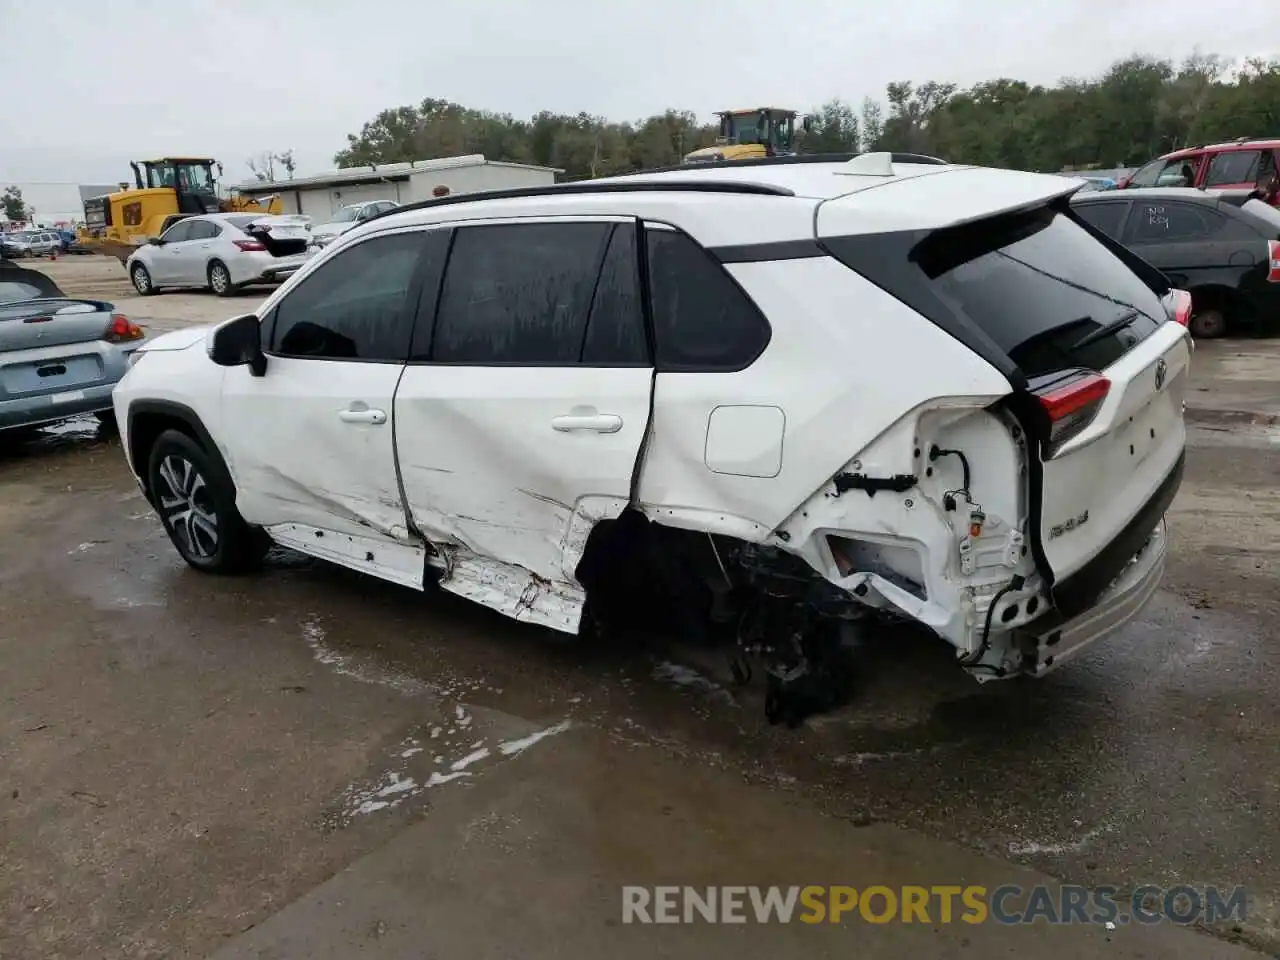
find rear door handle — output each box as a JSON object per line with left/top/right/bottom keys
{"left": 339, "top": 407, "right": 387, "bottom": 425}
{"left": 552, "top": 413, "right": 622, "bottom": 434}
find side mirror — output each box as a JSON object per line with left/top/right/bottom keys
{"left": 209, "top": 313, "right": 267, "bottom": 377}
{"left": 147, "top": 236, "right": 163, "bottom": 246}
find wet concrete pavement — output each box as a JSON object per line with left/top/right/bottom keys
{"left": 3, "top": 331, "right": 1280, "bottom": 958}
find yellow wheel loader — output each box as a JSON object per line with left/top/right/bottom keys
{"left": 80, "top": 158, "right": 284, "bottom": 264}
{"left": 683, "top": 107, "right": 811, "bottom": 164}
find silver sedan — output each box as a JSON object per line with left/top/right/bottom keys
{"left": 125, "top": 213, "right": 317, "bottom": 298}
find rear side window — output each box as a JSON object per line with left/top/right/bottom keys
{"left": 431, "top": 222, "right": 611, "bottom": 364}
{"left": 1206, "top": 150, "right": 1261, "bottom": 186}
{"left": 0, "top": 280, "right": 41, "bottom": 302}
{"left": 1126, "top": 201, "right": 1218, "bottom": 242}
{"left": 1072, "top": 201, "right": 1128, "bottom": 239}
{"left": 645, "top": 226, "right": 770, "bottom": 371}
{"left": 271, "top": 232, "right": 424, "bottom": 361}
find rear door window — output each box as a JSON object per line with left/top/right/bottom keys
{"left": 162, "top": 221, "right": 193, "bottom": 243}
{"left": 431, "top": 222, "right": 612, "bottom": 364}
{"left": 1206, "top": 150, "right": 1261, "bottom": 187}
{"left": 1072, "top": 200, "right": 1129, "bottom": 239}
{"left": 581, "top": 224, "right": 648, "bottom": 365}
{"left": 1126, "top": 201, "right": 1215, "bottom": 243}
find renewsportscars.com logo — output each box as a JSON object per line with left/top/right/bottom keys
{"left": 621, "top": 885, "right": 1247, "bottom": 926}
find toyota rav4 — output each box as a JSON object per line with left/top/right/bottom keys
{"left": 111, "top": 153, "right": 1191, "bottom": 721}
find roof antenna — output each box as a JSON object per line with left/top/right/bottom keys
{"left": 836, "top": 152, "right": 896, "bottom": 177}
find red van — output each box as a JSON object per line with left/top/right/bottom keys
{"left": 1118, "top": 139, "right": 1280, "bottom": 204}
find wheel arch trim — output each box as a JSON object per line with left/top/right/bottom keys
{"left": 125, "top": 399, "right": 225, "bottom": 500}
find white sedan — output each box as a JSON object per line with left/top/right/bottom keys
{"left": 126, "top": 213, "right": 317, "bottom": 298}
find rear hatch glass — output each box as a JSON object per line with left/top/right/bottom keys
{"left": 909, "top": 207, "right": 1169, "bottom": 379}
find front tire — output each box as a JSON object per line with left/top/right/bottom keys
{"left": 146, "top": 429, "right": 268, "bottom": 573}
{"left": 208, "top": 260, "right": 234, "bottom": 297}
{"left": 131, "top": 263, "right": 156, "bottom": 296}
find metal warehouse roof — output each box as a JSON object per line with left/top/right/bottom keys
{"left": 234, "top": 154, "right": 563, "bottom": 193}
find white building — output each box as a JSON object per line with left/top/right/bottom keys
{"left": 232, "top": 154, "right": 562, "bottom": 221}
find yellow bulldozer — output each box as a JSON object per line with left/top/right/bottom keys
{"left": 682, "top": 107, "right": 811, "bottom": 164}
{"left": 80, "top": 158, "right": 284, "bottom": 263}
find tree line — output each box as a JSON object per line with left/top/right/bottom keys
{"left": 331, "top": 53, "right": 1280, "bottom": 180}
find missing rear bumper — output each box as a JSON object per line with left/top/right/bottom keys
{"left": 1019, "top": 519, "right": 1166, "bottom": 677}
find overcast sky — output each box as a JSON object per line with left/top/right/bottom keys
{"left": 2, "top": 0, "right": 1275, "bottom": 185}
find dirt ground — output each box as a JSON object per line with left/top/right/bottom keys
{"left": 2, "top": 257, "right": 1279, "bottom": 958}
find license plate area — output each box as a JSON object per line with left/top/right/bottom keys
{"left": 3, "top": 354, "right": 104, "bottom": 395}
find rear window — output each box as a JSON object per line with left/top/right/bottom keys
{"left": 825, "top": 206, "right": 1169, "bottom": 380}
{"left": 0, "top": 280, "right": 42, "bottom": 303}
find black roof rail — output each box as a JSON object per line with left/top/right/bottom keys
{"left": 362, "top": 178, "right": 795, "bottom": 225}
{"left": 634, "top": 152, "right": 948, "bottom": 176}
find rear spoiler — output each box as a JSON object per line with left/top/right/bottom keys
{"left": 1215, "top": 185, "right": 1278, "bottom": 207}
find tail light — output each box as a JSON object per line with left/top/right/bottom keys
{"left": 1167, "top": 288, "right": 1193, "bottom": 326}
{"left": 1268, "top": 241, "right": 1280, "bottom": 284}
{"left": 104, "top": 313, "right": 144, "bottom": 343}
{"left": 233, "top": 239, "right": 266, "bottom": 252}
{"left": 1032, "top": 370, "right": 1111, "bottom": 458}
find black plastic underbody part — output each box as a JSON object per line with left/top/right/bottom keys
{"left": 832, "top": 472, "right": 918, "bottom": 497}
{"left": 1051, "top": 451, "right": 1184, "bottom": 619}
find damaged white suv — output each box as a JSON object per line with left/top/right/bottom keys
{"left": 112, "top": 153, "right": 1190, "bottom": 721}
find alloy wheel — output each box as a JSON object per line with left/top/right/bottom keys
{"left": 132, "top": 266, "right": 150, "bottom": 294}
{"left": 210, "top": 264, "right": 230, "bottom": 294}
{"left": 157, "top": 454, "right": 219, "bottom": 559}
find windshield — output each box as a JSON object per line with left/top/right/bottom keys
{"left": 331, "top": 206, "right": 361, "bottom": 223}
{"left": 723, "top": 113, "right": 766, "bottom": 144}
{"left": 176, "top": 163, "right": 214, "bottom": 192}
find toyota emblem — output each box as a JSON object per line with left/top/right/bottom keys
{"left": 1154, "top": 358, "right": 1167, "bottom": 390}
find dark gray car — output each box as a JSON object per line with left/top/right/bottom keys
{"left": 0, "top": 262, "right": 147, "bottom": 433}
{"left": 1071, "top": 187, "right": 1280, "bottom": 338}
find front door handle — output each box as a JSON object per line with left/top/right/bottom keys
{"left": 339, "top": 407, "right": 387, "bottom": 425}
{"left": 551, "top": 413, "right": 623, "bottom": 434}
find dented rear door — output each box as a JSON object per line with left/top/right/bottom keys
{"left": 393, "top": 218, "right": 653, "bottom": 630}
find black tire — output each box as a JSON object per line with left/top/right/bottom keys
{"left": 208, "top": 260, "right": 235, "bottom": 297}
{"left": 1189, "top": 307, "right": 1227, "bottom": 339}
{"left": 146, "top": 428, "right": 268, "bottom": 573}
{"left": 131, "top": 262, "right": 157, "bottom": 296}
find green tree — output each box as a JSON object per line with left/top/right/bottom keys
{"left": 2, "top": 185, "right": 26, "bottom": 222}
{"left": 330, "top": 53, "right": 1280, "bottom": 179}
{"left": 798, "top": 99, "right": 859, "bottom": 154}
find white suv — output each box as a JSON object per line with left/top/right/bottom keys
{"left": 112, "top": 153, "right": 1191, "bottom": 721}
